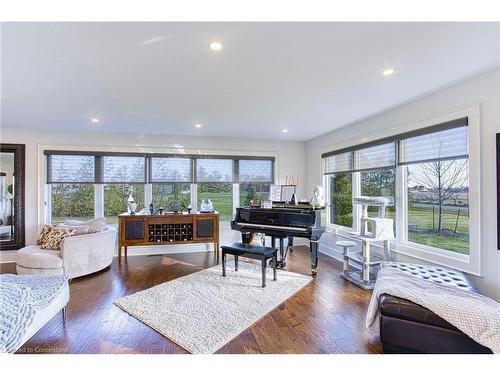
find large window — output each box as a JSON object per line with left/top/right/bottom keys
{"left": 150, "top": 156, "right": 192, "bottom": 213}
{"left": 195, "top": 158, "right": 234, "bottom": 221}
{"left": 197, "top": 183, "right": 233, "bottom": 221}
{"left": 50, "top": 184, "right": 94, "bottom": 224}
{"left": 46, "top": 153, "right": 274, "bottom": 225}
{"left": 404, "top": 126, "right": 470, "bottom": 254}
{"left": 322, "top": 117, "right": 471, "bottom": 259}
{"left": 196, "top": 159, "right": 233, "bottom": 182}
{"left": 47, "top": 154, "right": 96, "bottom": 224}
{"left": 101, "top": 155, "right": 147, "bottom": 225}
{"left": 101, "top": 156, "right": 146, "bottom": 183}
{"left": 238, "top": 159, "right": 273, "bottom": 207}
{"left": 152, "top": 183, "right": 191, "bottom": 212}
{"left": 240, "top": 183, "right": 270, "bottom": 206}
{"left": 329, "top": 173, "right": 353, "bottom": 227}
{"left": 104, "top": 184, "right": 145, "bottom": 225}
{"left": 325, "top": 151, "right": 354, "bottom": 227}
{"left": 361, "top": 169, "right": 396, "bottom": 221}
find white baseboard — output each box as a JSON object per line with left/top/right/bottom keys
{"left": 0, "top": 250, "right": 17, "bottom": 263}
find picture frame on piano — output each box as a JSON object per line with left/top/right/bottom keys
{"left": 280, "top": 185, "right": 296, "bottom": 203}
{"left": 269, "top": 185, "right": 282, "bottom": 201}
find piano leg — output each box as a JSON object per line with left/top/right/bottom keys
{"left": 288, "top": 236, "right": 294, "bottom": 253}
{"left": 242, "top": 232, "right": 253, "bottom": 244}
{"left": 279, "top": 238, "right": 284, "bottom": 263}
{"left": 273, "top": 237, "right": 286, "bottom": 269}
{"left": 309, "top": 239, "right": 319, "bottom": 276}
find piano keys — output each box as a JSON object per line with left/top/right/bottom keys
{"left": 231, "top": 205, "right": 325, "bottom": 275}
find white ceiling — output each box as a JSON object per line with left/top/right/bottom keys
{"left": 1, "top": 22, "right": 499, "bottom": 141}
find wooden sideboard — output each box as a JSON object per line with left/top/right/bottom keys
{"left": 118, "top": 212, "right": 220, "bottom": 262}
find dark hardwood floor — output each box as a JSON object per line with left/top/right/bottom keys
{"left": 1, "top": 246, "right": 382, "bottom": 354}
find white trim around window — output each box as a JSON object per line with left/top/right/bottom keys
{"left": 322, "top": 104, "right": 481, "bottom": 276}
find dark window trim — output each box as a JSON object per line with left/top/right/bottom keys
{"left": 398, "top": 154, "right": 469, "bottom": 166}
{"left": 321, "top": 117, "right": 468, "bottom": 158}
{"left": 44, "top": 149, "right": 275, "bottom": 161}
{"left": 46, "top": 150, "right": 275, "bottom": 184}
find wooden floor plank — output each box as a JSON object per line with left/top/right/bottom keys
{"left": 5, "top": 247, "right": 382, "bottom": 354}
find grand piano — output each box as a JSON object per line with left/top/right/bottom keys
{"left": 231, "top": 204, "right": 325, "bottom": 275}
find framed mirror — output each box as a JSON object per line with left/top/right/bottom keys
{"left": 0, "top": 144, "right": 25, "bottom": 250}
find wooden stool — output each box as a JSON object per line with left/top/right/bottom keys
{"left": 221, "top": 242, "right": 278, "bottom": 287}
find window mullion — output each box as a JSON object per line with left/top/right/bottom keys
{"left": 395, "top": 165, "right": 407, "bottom": 243}
{"left": 191, "top": 183, "right": 197, "bottom": 212}
{"left": 324, "top": 174, "right": 330, "bottom": 225}
{"left": 94, "top": 184, "right": 104, "bottom": 218}
{"left": 46, "top": 184, "right": 52, "bottom": 224}
{"left": 352, "top": 171, "right": 361, "bottom": 232}
{"left": 232, "top": 183, "right": 239, "bottom": 217}
{"left": 144, "top": 183, "right": 152, "bottom": 208}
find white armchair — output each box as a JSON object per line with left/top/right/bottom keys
{"left": 16, "top": 226, "right": 117, "bottom": 279}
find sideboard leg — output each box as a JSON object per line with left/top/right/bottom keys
{"left": 214, "top": 242, "right": 219, "bottom": 264}
{"left": 124, "top": 246, "right": 128, "bottom": 258}
{"left": 118, "top": 246, "right": 122, "bottom": 261}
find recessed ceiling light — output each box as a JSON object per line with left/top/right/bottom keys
{"left": 282, "top": 129, "right": 289, "bottom": 133}
{"left": 195, "top": 123, "right": 203, "bottom": 128}
{"left": 208, "top": 41, "right": 222, "bottom": 51}
{"left": 382, "top": 68, "right": 395, "bottom": 76}
{"left": 90, "top": 118, "right": 100, "bottom": 123}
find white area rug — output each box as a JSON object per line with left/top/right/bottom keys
{"left": 114, "top": 262, "right": 312, "bottom": 353}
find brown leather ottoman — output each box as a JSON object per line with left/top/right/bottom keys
{"left": 379, "top": 263, "right": 492, "bottom": 354}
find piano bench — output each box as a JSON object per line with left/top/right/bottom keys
{"left": 221, "top": 242, "right": 278, "bottom": 287}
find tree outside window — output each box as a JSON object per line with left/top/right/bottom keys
{"left": 329, "top": 172, "right": 352, "bottom": 227}
{"left": 104, "top": 184, "right": 145, "bottom": 225}
{"left": 360, "top": 168, "right": 396, "bottom": 225}
{"left": 407, "top": 159, "right": 469, "bottom": 254}
{"left": 51, "top": 184, "right": 94, "bottom": 224}
{"left": 152, "top": 183, "right": 191, "bottom": 212}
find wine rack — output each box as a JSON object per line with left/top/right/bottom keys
{"left": 118, "top": 212, "right": 219, "bottom": 262}
{"left": 148, "top": 223, "right": 193, "bottom": 243}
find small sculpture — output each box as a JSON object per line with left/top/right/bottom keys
{"left": 187, "top": 204, "right": 192, "bottom": 214}
{"left": 200, "top": 199, "right": 214, "bottom": 212}
{"left": 200, "top": 199, "right": 207, "bottom": 212}
{"left": 170, "top": 201, "right": 180, "bottom": 214}
{"left": 310, "top": 186, "right": 325, "bottom": 207}
{"left": 127, "top": 192, "right": 137, "bottom": 214}
{"left": 149, "top": 201, "right": 155, "bottom": 215}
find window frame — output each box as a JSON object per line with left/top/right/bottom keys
{"left": 42, "top": 149, "right": 276, "bottom": 228}
{"left": 322, "top": 105, "right": 481, "bottom": 275}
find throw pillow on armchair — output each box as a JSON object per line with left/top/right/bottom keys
{"left": 36, "top": 225, "right": 54, "bottom": 245}
{"left": 41, "top": 227, "right": 76, "bottom": 250}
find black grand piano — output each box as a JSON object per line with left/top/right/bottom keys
{"left": 231, "top": 204, "right": 325, "bottom": 275}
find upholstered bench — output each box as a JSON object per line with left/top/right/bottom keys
{"left": 221, "top": 242, "right": 278, "bottom": 287}
{"left": 380, "top": 262, "right": 492, "bottom": 354}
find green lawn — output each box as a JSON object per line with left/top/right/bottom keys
{"left": 406, "top": 206, "right": 469, "bottom": 254}
{"left": 53, "top": 200, "right": 470, "bottom": 255}
{"left": 331, "top": 205, "right": 469, "bottom": 255}
{"left": 198, "top": 192, "right": 233, "bottom": 221}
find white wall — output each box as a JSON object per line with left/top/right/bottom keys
{"left": 306, "top": 67, "right": 500, "bottom": 301}
{"left": 0, "top": 128, "right": 306, "bottom": 260}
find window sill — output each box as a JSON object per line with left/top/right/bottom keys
{"left": 324, "top": 223, "right": 480, "bottom": 276}
{"left": 325, "top": 223, "right": 355, "bottom": 234}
